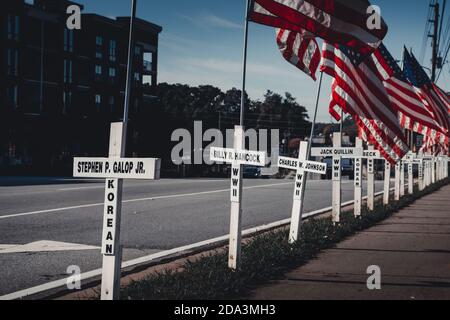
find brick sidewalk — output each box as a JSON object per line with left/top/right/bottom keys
{"left": 250, "top": 185, "right": 450, "bottom": 300}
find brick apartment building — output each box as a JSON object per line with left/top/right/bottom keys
{"left": 0, "top": 0, "right": 162, "bottom": 174}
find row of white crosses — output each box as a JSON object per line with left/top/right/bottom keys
{"left": 72, "top": 124, "right": 448, "bottom": 299}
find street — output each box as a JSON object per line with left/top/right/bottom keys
{"left": 0, "top": 177, "right": 386, "bottom": 296}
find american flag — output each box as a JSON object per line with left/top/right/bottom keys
{"left": 321, "top": 43, "right": 409, "bottom": 164}
{"left": 371, "top": 44, "right": 448, "bottom": 146}
{"left": 276, "top": 28, "right": 320, "bottom": 80}
{"left": 403, "top": 49, "right": 450, "bottom": 137}
{"left": 420, "top": 135, "right": 449, "bottom": 156}
{"left": 433, "top": 84, "right": 450, "bottom": 114}
{"left": 249, "top": 0, "right": 388, "bottom": 57}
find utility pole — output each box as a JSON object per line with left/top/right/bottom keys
{"left": 430, "top": 1, "right": 440, "bottom": 82}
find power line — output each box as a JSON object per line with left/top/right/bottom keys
{"left": 420, "top": 0, "right": 435, "bottom": 64}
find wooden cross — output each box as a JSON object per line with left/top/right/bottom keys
{"left": 277, "top": 141, "right": 327, "bottom": 243}
{"left": 345, "top": 139, "right": 382, "bottom": 215}
{"left": 311, "top": 133, "right": 363, "bottom": 223}
{"left": 210, "top": 126, "right": 266, "bottom": 270}
{"left": 73, "top": 122, "right": 161, "bottom": 300}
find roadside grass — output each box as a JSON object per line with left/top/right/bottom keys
{"left": 120, "top": 178, "right": 450, "bottom": 300}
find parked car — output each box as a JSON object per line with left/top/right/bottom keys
{"left": 323, "top": 158, "right": 355, "bottom": 179}
{"left": 243, "top": 166, "right": 262, "bottom": 179}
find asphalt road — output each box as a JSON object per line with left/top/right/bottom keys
{"left": 0, "top": 177, "right": 387, "bottom": 297}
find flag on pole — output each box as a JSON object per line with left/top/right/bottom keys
{"left": 432, "top": 84, "right": 450, "bottom": 114}
{"left": 276, "top": 28, "right": 320, "bottom": 80}
{"left": 371, "top": 44, "right": 448, "bottom": 146}
{"left": 321, "top": 43, "right": 409, "bottom": 164}
{"left": 403, "top": 49, "right": 450, "bottom": 136}
{"left": 249, "top": 0, "right": 388, "bottom": 57}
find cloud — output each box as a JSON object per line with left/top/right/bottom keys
{"left": 201, "top": 14, "right": 242, "bottom": 30}
{"left": 174, "top": 57, "right": 306, "bottom": 80}
{"left": 179, "top": 12, "right": 242, "bottom": 30}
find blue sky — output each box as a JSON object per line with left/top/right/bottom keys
{"left": 76, "top": 0, "right": 449, "bottom": 122}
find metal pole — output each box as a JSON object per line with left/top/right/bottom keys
{"left": 240, "top": 0, "right": 251, "bottom": 126}
{"left": 306, "top": 72, "right": 324, "bottom": 158}
{"left": 431, "top": 1, "right": 440, "bottom": 82}
{"left": 100, "top": 0, "right": 136, "bottom": 300}
{"left": 40, "top": 20, "right": 44, "bottom": 113}
{"left": 228, "top": 0, "right": 251, "bottom": 271}
{"left": 122, "top": 0, "right": 137, "bottom": 155}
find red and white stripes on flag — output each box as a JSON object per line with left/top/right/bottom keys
{"left": 433, "top": 84, "right": 450, "bottom": 114}
{"left": 371, "top": 47, "right": 448, "bottom": 146}
{"left": 321, "top": 43, "right": 409, "bottom": 164}
{"left": 276, "top": 28, "right": 320, "bottom": 80}
{"left": 249, "top": 0, "right": 388, "bottom": 57}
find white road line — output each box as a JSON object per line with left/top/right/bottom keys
{"left": 0, "top": 189, "right": 393, "bottom": 300}
{"left": 0, "top": 241, "right": 99, "bottom": 254}
{"left": 58, "top": 186, "right": 106, "bottom": 191}
{"left": 0, "top": 182, "right": 292, "bottom": 220}
{"left": 58, "top": 179, "right": 230, "bottom": 191}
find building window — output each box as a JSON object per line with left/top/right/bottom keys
{"left": 109, "top": 67, "right": 116, "bottom": 78}
{"left": 95, "top": 94, "right": 101, "bottom": 111}
{"left": 135, "top": 46, "right": 141, "bottom": 56}
{"left": 134, "top": 72, "right": 140, "bottom": 81}
{"left": 64, "top": 29, "right": 74, "bottom": 52}
{"left": 64, "top": 60, "right": 73, "bottom": 83}
{"left": 95, "top": 51, "right": 103, "bottom": 59}
{"left": 7, "top": 86, "right": 18, "bottom": 109}
{"left": 96, "top": 36, "right": 103, "bottom": 46}
{"left": 95, "top": 65, "right": 102, "bottom": 75}
{"left": 7, "top": 15, "right": 20, "bottom": 40}
{"left": 7, "top": 49, "right": 19, "bottom": 76}
{"left": 109, "top": 96, "right": 115, "bottom": 112}
{"left": 63, "top": 91, "right": 72, "bottom": 114}
{"left": 109, "top": 40, "right": 117, "bottom": 62}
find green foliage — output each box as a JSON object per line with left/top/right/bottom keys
{"left": 155, "top": 83, "right": 311, "bottom": 136}
{"left": 120, "top": 179, "right": 450, "bottom": 300}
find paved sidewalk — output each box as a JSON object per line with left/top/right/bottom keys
{"left": 250, "top": 185, "right": 450, "bottom": 300}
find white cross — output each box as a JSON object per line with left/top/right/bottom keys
{"left": 210, "top": 126, "right": 266, "bottom": 270}
{"left": 345, "top": 140, "right": 383, "bottom": 214}
{"left": 73, "top": 122, "right": 161, "bottom": 300}
{"left": 277, "top": 141, "right": 327, "bottom": 243}
{"left": 402, "top": 153, "right": 423, "bottom": 195}
{"left": 311, "top": 133, "right": 363, "bottom": 223}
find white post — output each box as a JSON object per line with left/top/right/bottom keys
{"left": 101, "top": 123, "right": 125, "bottom": 300}
{"left": 383, "top": 161, "right": 391, "bottom": 205}
{"left": 367, "top": 145, "right": 375, "bottom": 211}
{"left": 400, "top": 161, "right": 405, "bottom": 197}
{"left": 288, "top": 141, "right": 308, "bottom": 243}
{"left": 432, "top": 158, "right": 436, "bottom": 184}
{"left": 354, "top": 138, "right": 363, "bottom": 217}
{"left": 418, "top": 160, "right": 424, "bottom": 191}
{"left": 332, "top": 132, "right": 342, "bottom": 223}
{"left": 228, "top": 126, "right": 245, "bottom": 270}
{"left": 395, "top": 162, "right": 401, "bottom": 201}
{"left": 445, "top": 158, "right": 448, "bottom": 179}
{"left": 408, "top": 161, "right": 414, "bottom": 194}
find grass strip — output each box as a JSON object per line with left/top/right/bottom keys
{"left": 121, "top": 178, "right": 450, "bottom": 300}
